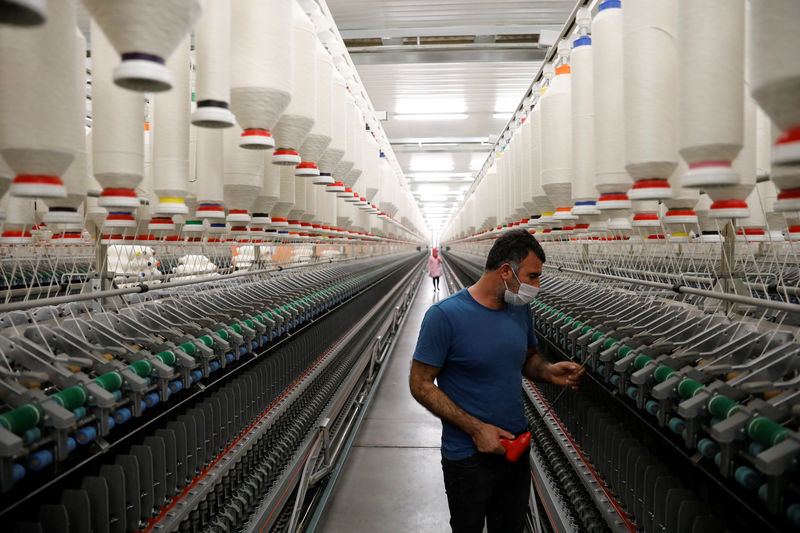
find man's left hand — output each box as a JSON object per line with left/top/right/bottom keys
{"left": 548, "top": 362, "right": 586, "bottom": 390}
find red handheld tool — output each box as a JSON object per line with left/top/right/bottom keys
{"left": 499, "top": 431, "right": 531, "bottom": 462}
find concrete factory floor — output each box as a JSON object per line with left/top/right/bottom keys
{"left": 319, "top": 277, "right": 452, "bottom": 532}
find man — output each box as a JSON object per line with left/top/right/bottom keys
{"left": 409, "top": 229, "right": 585, "bottom": 533}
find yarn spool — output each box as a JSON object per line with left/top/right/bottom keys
{"left": 758, "top": 180, "right": 787, "bottom": 242}
{"left": 695, "top": 194, "right": 722, "bottom": 242}
{"left": 750, "top": 0, "right": 800, "bottom": 167}
{"left": 0, "top": 158, "right": 13, "bottom": 220}
{"left": 0, "top": 195, "right": 35, "bottom": 244}
{"left": 83, "top": 0, "right": 202, "bottom": 93}
{"left": 44, "top": 29, "right": 88, "bottom": 230}
{"left": 252, "top": 153, "right": 281, "bottom": 227}
{"left": 737, "top": 185, "right": 767, "bottom": 243}
{"left": 344, "top": 127, "right": 365, "bottom": 188}
{"left": 0, "top": 0, "right": 79, "bottom": 199}
{"left": 518, "top": 118, "right": 535, "bottom": 216}
{"left": 664, "top": 158, "right": 700, "bottom": 230}
{"left": 287, "top": 173, "right": 307, "bottom": 229}
{"left": 593, "top": 0, "right": 632, "bottom": 212}
{"left": 631, "top": 200, "right": 661, "bottom": 241}
{"left": 679, "top": 0, "right": 745, "bottom": 189}
{"left": 230, "top": 0, "right": 293, "bottom": 150}
{"left": 570, "top": 10, "right": 599, "bottom": 218}
{"left": 298, "top": 44, "right": 334, "bottom": 177}
{"left": 541, "top": 42, "right": 575, "bottom": 221}
{"left": 223, "top": 125, "right": 264, "bottom": 227}
{"left": 706, "top": 70, "right": 758, "bottom": 220}
{"left": 624, "top": 0, "right": 678, "bottom": 201}
{"left": 153, "top": 38, "right": 191, "bottom": 217}
{"left": 301, "top": 172, "right": 317, "bottom": 231}
{"left": 270, "top": 165, "right": 296, "bottom": 228}
{"left": 527, "top": 83, "right": 553, "bottom": 223}
{"left": 512, "top": 131, "right": 527, "bottom": 220}
{"left": 315, "top": 72, "right": 348, "bottom": 185}
{"left": 192, "top": 0, "right": 235, "bottom": 128}
{"left": 272, "top": 4, "right": 317, "bottom": 166}
{"left": 0, "top": 0, "right": 46, "bottom": 26}
{"left": 90, "top": 17, "right": 144, "bottom": 216}
{"left": 195, "top": 128, "right": 225, "bottom": 221}
{"left": 334, "top": 100, "right": 357, "bottom": 183}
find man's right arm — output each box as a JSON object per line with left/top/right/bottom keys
{"left": 409, "top": 359, "right": 512, "bottom": 454}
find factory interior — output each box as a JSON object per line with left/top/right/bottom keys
{"left": 0, "top": 0, "right": 799, "bottom": 531}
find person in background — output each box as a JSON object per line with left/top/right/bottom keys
{"left": 427, "top": 247, "right": 443, "bottom": 291}
{"left": 409, "top": 229, "right": 585, "bottom": 533}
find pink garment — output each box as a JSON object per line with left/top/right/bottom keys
{"left": 427, "top": 254, "right": 442, "bottom": 277}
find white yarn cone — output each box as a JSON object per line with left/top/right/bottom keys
{"left": 44, "top": 29, "right": 88, "bottom": 228}
{"left": 570, "top": 10, "right": 599, "bottom": 218}
{"left": 153, "top": 37, "right": 191, "bottom": 216}
{"left": 663, "top": 158, "right": 699, "bottom": 233}
{"left": 272, "top": 4, "right": 316, "bottom": 166}
{"left": 593, "top": 0, "right": 632, "bottom": 211}
{"left": 192, "top": 0, "right": 235, "bottom": 128}
{"left": 750, "top": 0, "right": 800, "bottom": 167}
{"left": 528, "top": 83, "right": 553, "bottom": 223}
{"left": 0, "top": 0, "right": 46, "bottom": 26}
{"left": 624, "top": 0, "right": 677, "bottom": 201}
{"left": 230, "top": 0, "right": 293, "bottom": 150}
{"left": 334, "top": 99, "right": 357, "bottom": 182}
{"left": 678, "top": 0, "right": 745, "bottom": 189}
{"left": 0, "top": 195, "right": 35, "bottom": 243}
{"left": 195, "top": 127, "right": 226, "bottom": 220}
{"left": 541, "top": 42, "right": 574, "bottom": 221}
{"left": 344, "top": 129, "right": 365, "bottom": 188}
{"left": 0, "top": 157, "right": 12, "bottom": 220}
{"left": 82, "top": 0, "right": 203, "bottom": 92}
{"left": 271, "top": 165, "right": 296, "bottom": 227}
{"left": 223, "top": 124, "right": 263, "bottom": 226}
{"left": 298, "top": 43, "right": 334, "bottom": 177}
{"left": 316, "top": 72, "right": 347, "bottom": 185}
{"left": 754, "top": 180, "right": 784, "bottom": 242}
{"left": 512, "top": 134, "right": 527, "bottom": 220}
{"left": 91, "top": 17, "right": 144, "bottom": 214}
{"left": 0, "top": 0, "right": 79, "bottom": 199}
{"left": 252, "top": 152, "right": 281, "bottom": 225}
{"left": 287, "top": 176, "right": 307, "bottom": 227}
{"left": 737, "top": 185, "right": 767, "bottom": 242}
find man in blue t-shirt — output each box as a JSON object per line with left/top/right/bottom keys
{"left": 409, "top": 229, "right": 585, "bottom": 533}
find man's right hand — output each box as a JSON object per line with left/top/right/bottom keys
{"left": 471, "top": 422, "right": 515, "bottom": 454}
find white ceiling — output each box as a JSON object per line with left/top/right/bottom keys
{"left": 326, "top": 0, "right": 575, "bottom": 232}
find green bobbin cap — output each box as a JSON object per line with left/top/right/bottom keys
{"left": 180, "top": 342, "right": 197, "bottom": 356}
{"left": 129, "top": 360, "right": 153, "bottom": 377}
{"left": 653, "top": 365, "right": 675, "bottom": 383}
{"left": 156, "top": 350, "right": 176, "bottom": 366}
{"left": 707, "top": 395, "right": 740, "bottom": 420}
{"left": 52, "top": 386, "right": 88, "bottom": 410}
{"left": 677, "top": 378, "right": 704, "bottom": 399}
{"left": 95, "top": 371, "right": 123, "bottom": 392}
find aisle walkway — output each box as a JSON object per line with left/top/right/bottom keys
{"left": 319, "top": 275, "right": 452, "bottom": 532}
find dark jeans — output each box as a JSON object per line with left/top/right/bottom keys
{"left": 441, "top": 450, "right": 531, "bottom": 533}
{"left": 432, "top": 276, "right": 440, "bottom": 289}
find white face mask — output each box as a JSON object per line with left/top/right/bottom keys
{"left": 503, "top": 268, "right": 540, "bottom": 306}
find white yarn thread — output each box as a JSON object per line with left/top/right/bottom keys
{"left": 3, "top": 196, "right": 35, "bottom": 230}
{"left": 299, "top": 43, "right": 334, "bottom": 163}
{"left": 271, "top": 165, "right": 296, "bottom": 219}
{"left": 195, "top": 128, "right": 224, "bottom": 206}
{"left": 90, "top": 18, "right": 144, "bottom": 190}
{"left": 318, "top": 73, "right": 348, "bottom": 172}
{"left": 0, "top": 0, "right": 78, "bottom": 188}
{"left": 302, "top": 177, "right": 317, "bottom": 222}
{"left": 193, "top": 0, "right": 232, "bottom": 118}
{"left": 46, "top": 30, "right": 89, "bottom": 215}
{"left": 541, "top": 63, "right": 573, "bottom": 209}
{"left": 518, "top": 119, "right": 534, "bottom": 213}
{"left": 571, "top": 37, "right": 596, "bottom": 203}
{"left": 364, "top": 136, "right": 380, "bottom": 201}
{"left": 592, "top": 5, "right": 630, "bottom": 193}
{"left": 153, "top": 38, "right": 191, "bottom": 205}
{"left": 664, "top": 158, "right": 698, "bottom": 209}
{"left": 223, "top": 125, "right": 264, "bottom": 210}
{"left": 528, "top": 99, "right": 552, "bottom": 214}
{"left": 344, "top": 133, "right": 365, "bottom": 187}
{"left": 678, "top": 0, "right": 744, "bottom": 166}
{"left": 755, "top": 179, "right": 783, "bottom": 232}
{"left": 336, "top": 98, "right": 358, "bottom": 174}
{"left": 749, "top": 0, "right": 800, "bottom": 135}
{"left": 252, "top": 152, "right": 281, "bottom": 215}
{"left": 83, "top": 0, "right": 202, "bottom": 78}
{"left": 230, "top": 0, "right": 293, "bottom": 132}
{"left": 512, "top": 137, "right": 526, "bottom": 217}
{"left": 623, "top": 0, "right": 678, "bottom": 180}
{"left": 273, "top": 4, "right": 317, "bottom": 152}
{"left": 288, "top": 175, "right": 306, "bottom": 221}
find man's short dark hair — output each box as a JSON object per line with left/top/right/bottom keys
{"left": 484, "top": 229, "right": 546, "bottom": 272}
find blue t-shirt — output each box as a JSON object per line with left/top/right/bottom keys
{"left": 412, "top": 288, "right": 537, "bottom": 460}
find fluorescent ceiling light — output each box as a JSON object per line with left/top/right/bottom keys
{"left": 395, "top": 113, "right": 469, "bottom": 121}
{"left": 492, "top": 112, "right": 511, "bottom": 120}
{"left": 396, "top": 98, "right": 466, "bottom": 115}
